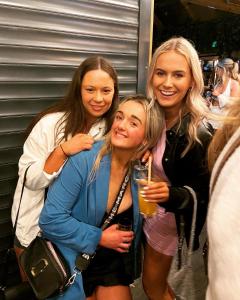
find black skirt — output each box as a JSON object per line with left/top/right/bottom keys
{"left": 82, "top": 206, "right": 134, "bottom": 297}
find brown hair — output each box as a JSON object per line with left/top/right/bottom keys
{"left": 25, "top": 56, "right": 119, "bottom": 141}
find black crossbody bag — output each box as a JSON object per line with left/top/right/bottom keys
{"left": 14, "top": 166, "right": 72, "bottom": 300}
{"left": 75, "top": 170, "right": 130, "bottom": 272}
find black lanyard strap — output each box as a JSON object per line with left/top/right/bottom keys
{"left": 101, "top": 170, "right": 130, "bottom": 230}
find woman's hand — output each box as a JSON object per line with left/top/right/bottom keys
{"left": 140, "top": 180, "right": 169, "bottom": 203}
{"left": 61, "top": 133, "right": 94, "bottom": 156}
{"left": 44, "top": 133, "right": 94, "bottom": 173}
{"left": 99, "top": 224, "right": 134, "bottom": 253}
{"left": 141, "top": 150, "right": 151, "bottom": 163}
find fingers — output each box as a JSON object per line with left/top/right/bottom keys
{"left": 141, "top": 150, "right": 151, "bottom": 163}
{"left": 115, "top": 228, "right": 134, "bottom": 252}
{"left": 65, "top": 134, "right": 94, "bottom": 154}
{"left": 140, "top": 182, "right": 169, "bottom": 202}
{"left": 99, "top": 224, "right": 134, "bottom": 251}
{"left": 116, "top": 239, "right": 132, "bottom": 253}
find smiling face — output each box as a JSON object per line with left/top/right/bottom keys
{"left": 110, "top": 100, "right": 146, "bottom": 151}
{"left": 81, "top": 69, "right": 115, "bottom": 121}
{"left": 152, "top": 50, "right": 193, "bottom": 116}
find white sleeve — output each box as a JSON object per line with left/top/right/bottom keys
{"left": 18, "top": 113, "right": 65, "bottom": 190}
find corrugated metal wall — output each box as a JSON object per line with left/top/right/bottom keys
{"left": 0, "top": 0, "right": 153, "bottom": 286}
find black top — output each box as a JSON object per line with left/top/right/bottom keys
{"left": 160, "top": 114, "right": 212, "bottom": 249}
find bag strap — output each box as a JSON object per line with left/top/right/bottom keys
{"left": 210, "top": 136, "right": 240, "bottom": 195}
{"left": 177, "top": 185, "right": 197, "bottom": 269}
{"left": 101, "top": 169, "right": 130, "bottom": 230}
{"left": 13, "top": 165, "right": 31, "bottom": 234}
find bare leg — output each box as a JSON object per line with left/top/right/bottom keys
{"left": 95, "top": 285, "right": 132, "bottom": 300}
{"left": 142, "top": 242, "right": 174, "bottom": 300}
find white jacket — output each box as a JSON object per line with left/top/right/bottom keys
{"left": 206, "top": 126, "right": 240, "bottom": 300}
{"left": 11, "top": 112, "right": 105, "bottom": 247}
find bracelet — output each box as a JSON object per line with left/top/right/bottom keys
{"left": 60, "top": 144, "right": 68, "bottom": 157}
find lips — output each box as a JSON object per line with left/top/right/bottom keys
{"left": 90, "top": 105, "right": 105, "bottom": 112}
{"left": 160, "top": 90, "right": 176, "bottom": 96}
{"left": 114, "top": 130, "right": 127, "bottom": 138}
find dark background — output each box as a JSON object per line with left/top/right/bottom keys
{"left": 153, "top": 0, "right": 240, "bottom": 59}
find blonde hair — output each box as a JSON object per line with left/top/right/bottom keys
{"left": 208, "top": 97, "right": 240, "bottom": 171}
{"left": 147, "top": 36, "right": 209, "bottom": 156}
{"left": 90, "top": 95, "right": 164, "bottom": 179}
{"left": 216, "top": 58, "right": 239, "bottom": 82}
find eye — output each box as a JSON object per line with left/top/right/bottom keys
{"left": 130, "top": 120, "right": 138, "bottom": 127}
{"left": 115, "top": 113, "right": 123, "bottom": 120}
{"left": 155, "top": 70, "right": 165, "bottom": 77}
{"left": 103, "top": 88, "right": 112, "bottom": 94}
{"left": 85, "top": 88, "right": 94, "bottom": 93}
{"left": 174, "top": 73, "right": 184, "bottom": 78}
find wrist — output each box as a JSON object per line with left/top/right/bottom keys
{"left": 59, "top": 143, "right": 69, "bottom": 157}
{"left": 98, "top": 231, "right": 105, "bottom": 247}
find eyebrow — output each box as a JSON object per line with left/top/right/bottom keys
{"left": 155, "top": 68, "right": 186, "bottom": 73}
{"left": 82, "top": 84, "right": 113, "bottom": 88}
{"left": 116, "top": 110, "right": 142, "bottom": 124}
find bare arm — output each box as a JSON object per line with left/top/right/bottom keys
{"left": 230, "top": 79, "right": 240, "bottom": 97}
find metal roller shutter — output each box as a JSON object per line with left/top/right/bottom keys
{"left": 0, "top": 0, "right": 152, "bottom": 286}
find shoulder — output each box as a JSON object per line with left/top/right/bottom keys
{"left": 32, "top": 112, "right": 65, "bottom": 133}
{"left": 38, "top": 112, "right": 65, "bottom": 126}
{"left": 71, "top": 140, "right": 105, "bottom": 163}
{"left": 230, "top": 78, "right": 239, "bottom": 88}
{"left": 197, "top": 121, "right": 212, "bottom": 145}
{"left": 67, "top": 140, "right": 106, "bottom": 177}
{"left": 230, "top": 79, "right": 240, "bottom": 94}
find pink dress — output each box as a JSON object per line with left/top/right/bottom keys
{"left": 143, "top": 128, "right": 178, "bottom": 256}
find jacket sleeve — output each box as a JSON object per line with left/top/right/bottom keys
{"left": 39, "top": 158, "right": 102, "bottom": 255}
{"left": 18, "top": 114, "right": 65, "bottom": 190}
{"left": 161, "top": 127, "right": 211, "bottom": 243}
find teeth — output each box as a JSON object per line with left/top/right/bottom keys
{"left": 161, "top": 90, "right": 175, "bottom": 96}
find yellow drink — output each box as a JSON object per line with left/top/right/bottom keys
{"left": 138, "top": 190, "right": 157, "bottom": 217}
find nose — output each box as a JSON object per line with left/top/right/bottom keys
{"left": 93, "top": 91, "right": 103, "bottom": 102}
{"left": 162, "top": 75, "right": 173, "bottom": 88}
{"left": 117, "top": 119, "right": 127, "bottom": 130}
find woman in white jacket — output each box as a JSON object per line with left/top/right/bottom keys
{"left": 207, "top": 97, "right": 240, "bottom": 300}
{"left": 11, "top": 56, "right": 119, "bottom": 280}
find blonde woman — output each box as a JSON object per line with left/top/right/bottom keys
{"left": 212, "top": 58, "right": 240, "bottom": 108}
{"left": 142, "top": 37, "right": 212, "bottom": 300}
{"left": 207, "top": 97, "right": 240, "bottom": 300}
{"left": 39, "top": 95, "right": 164, "bottom": 300}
